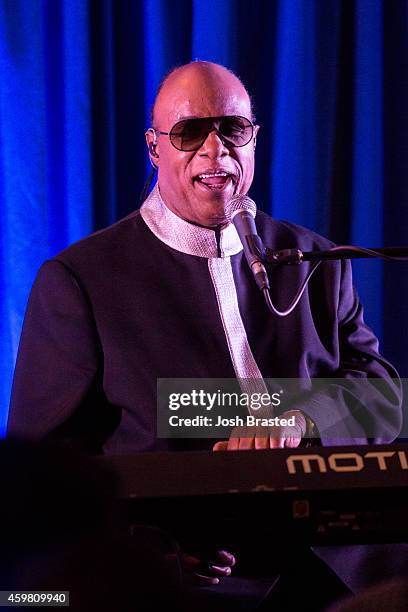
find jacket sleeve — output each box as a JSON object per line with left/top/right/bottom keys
{"left": 299, "top": 260, "right": 403, "bottom": 445}
{"left": 7, "top": 259, "right": 111, "bottom": 452}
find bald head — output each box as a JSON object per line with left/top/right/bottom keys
{"left": 151, "top": 61, "right": 253, "bottom": 126}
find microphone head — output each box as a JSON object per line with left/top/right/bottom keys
{"left": 225, "top": 194, "right": 257, "bottom": 223}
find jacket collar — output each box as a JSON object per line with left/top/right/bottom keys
{"left": 140, "top": 183, "right": 243, "bottom": 258}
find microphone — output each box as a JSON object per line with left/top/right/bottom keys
{"left": 225, "top": 195, "right": 270, "bottom": 290}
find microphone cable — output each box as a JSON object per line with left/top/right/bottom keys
{"left": 262, "top": 245, "right": 408, "bottom": 317}
{"left": 262, "top": 260, "right": 322, "bottom": 317}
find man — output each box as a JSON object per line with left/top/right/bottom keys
{"left": 9, "top": 60, "right": 401, "bottom": 448}
{"left": 7, "top": 61, "right": 403, "bottom": 608}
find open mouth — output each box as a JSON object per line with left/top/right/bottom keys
{"left": 193, "top": 171, "right": 235, "bottom": 191}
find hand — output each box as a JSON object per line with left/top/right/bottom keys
{"left": 181, "top": 549, "right": 236, "bottom": 586}
{"left": 212, "top": 410, "right": 306, "bottom": 451}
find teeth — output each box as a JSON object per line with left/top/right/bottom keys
{"left": 198, "top": 172, "right": 228, "bottom": 179}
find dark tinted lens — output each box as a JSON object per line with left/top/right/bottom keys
{"left": 219, "top": 117, "right": 253, "bottom": 146}
{"left": 169, "top": 116, "right": 254, "bottom": 151}
{"left": 170, "top": 119, "right": 211, "bottom": 151}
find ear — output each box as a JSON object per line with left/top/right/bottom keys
{"left": 145, "top": 129, "right": 159, "bottom": 168}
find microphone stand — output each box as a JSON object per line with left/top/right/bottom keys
{"left": 265, "top": 245, "right": 408, "bottom": 265}
{"left": 259, "top": 244, "right": 408, "bottom": 317}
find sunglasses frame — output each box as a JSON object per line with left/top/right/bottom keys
{"left": 152, "top": 115, "right": 257, "bottom": 152}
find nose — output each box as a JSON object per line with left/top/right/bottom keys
{"left": 198, "top": 129, "right": 230, "bottom": 159}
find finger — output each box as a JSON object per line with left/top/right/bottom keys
{"left": 269, "top": 434, "right": 285, "bottom": 448}
{"left": 182, "top": 553, "right": 233, "bottom": 575}
{"left": 194, "top": 573, "right": 220, "bottom": 586}
{"left": 227, "top": 426, "right": 250, "bottom": 450}
{"left": 198, "top": 562, "right": 231, "bottom": 576}
{"left": 216, "top": 550, "right": 236, "bottom": 567}
{"left": 238, "top": 437, "right": 255, "bottom": 450}
{"left": 227, "top": 436, "right": 240, "bottom": 451}
{"left": 213, "top": 441, "right": 228, "bottom": 451}
{"left": 283, "top": 435, "right": 302, "bottom": 448}
{"left": 254, "top": 436, "right": 269, "bottom": 450}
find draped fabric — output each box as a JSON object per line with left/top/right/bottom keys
{"left": 0, "top": 0, "right": 407, "bottom": 433}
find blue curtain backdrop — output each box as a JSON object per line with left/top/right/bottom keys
{"left": 0, "top": 0, "right": 407, "bottom": 434}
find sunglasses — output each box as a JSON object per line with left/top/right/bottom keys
{"left": 152, "top": 115, "right": 256, "bottom": 152}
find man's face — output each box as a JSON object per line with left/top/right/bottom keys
{"left": 146, "top": 65, "right": 259, "bottom": 228}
